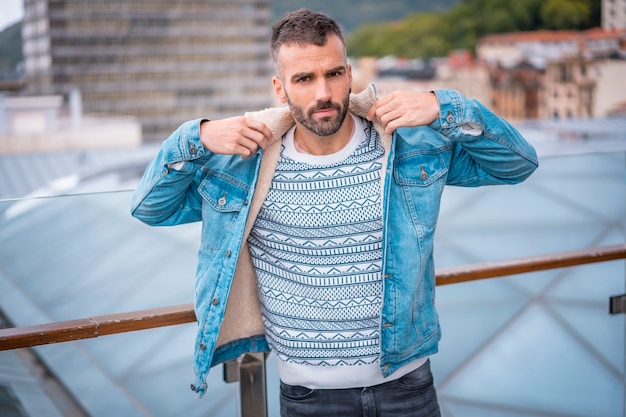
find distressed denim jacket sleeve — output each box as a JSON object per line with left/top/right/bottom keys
{"left": 429, "top": 89, "right": 538, "bottom": 187}
{"left": 130, "top": 118, "right": 212, "bottom": 226}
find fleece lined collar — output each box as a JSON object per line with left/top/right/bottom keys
{"left": 243, "top": 84, "right": 391, "bottom": 149}
{"left": 239, "top": 83, "right": 391, "bottom": 248}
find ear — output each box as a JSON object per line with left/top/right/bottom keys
{"left": 347, "top": 63, "right": 353, "bottom": 92}
{"left": 272, "top": 77, "right": 287, "bottom": 104}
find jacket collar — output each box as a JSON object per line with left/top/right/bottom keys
{"left": 243, "top": 84, "right": 391, "bottom": 149}
{"left": 240, "top": 84, "right": 392, "bottom": 246}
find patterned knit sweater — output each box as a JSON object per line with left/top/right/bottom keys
{"left": 248, "top": 115, "right": 390, "bottom": 388}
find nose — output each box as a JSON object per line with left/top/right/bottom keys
{"left": 315, "top": 79, "right": 331, "bottom": 102}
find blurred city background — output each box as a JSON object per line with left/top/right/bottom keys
{"left": 0, "top": 1, "right": 624, "bottom": 416}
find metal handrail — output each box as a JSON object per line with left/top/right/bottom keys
{"left": 0, "top": 244, "right": 624, "bottom": 351}
{"left": 435, "top": 244, "right": 626, "bottom": 284}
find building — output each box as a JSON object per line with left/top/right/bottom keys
{"left": 490, "top": 62, "right": 542, "bottom": 120}
{"left": 476, "top": 31, "right": 580, "bottom": 70}
{"left": 541, "top": 57, "right": 595, "bottom": 120}
{"left": 0, "top": 91, "right": 142, "bottom": 154}
{"left": 475, "top": 29, "right": 625, "bottom": 69}
{"left": 582, "top": 27, "right": 626, "bottom": 58}
{"left": 476, "top": 28, "right": 626, "bottom": 119}
{"left": 21, "top": 0, "right": 273, "bottom": 142}
{"left": 354, "top": 50, "right": 490, "bottom": 105}
{"left": 590, "top": 58, "right": 626, "bottom": 117}
{"left": 603, "top": 0, "right": 626, "bottom": 30}
{"left": 435, "top": 49, "right": 491, "bottom": 105}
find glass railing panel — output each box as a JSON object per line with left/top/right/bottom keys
{"left": 0, "top": 148, "right": 624, "bottom": 417}
{"left": 0, "top": 192, "right": 243, "bottom": 417}
{"left": 432, "top": 150, "right": 625, "bottom": 417}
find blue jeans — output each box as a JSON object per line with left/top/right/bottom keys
{"left": 279, "top": 360, "right": 441, "bottom": 417}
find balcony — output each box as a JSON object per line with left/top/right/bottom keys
{"left": 0, "top": 118, "right": 625, "bottom": 416}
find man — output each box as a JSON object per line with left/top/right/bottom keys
{"left": 131, "top": 8, "right": 538, "bottom": 417}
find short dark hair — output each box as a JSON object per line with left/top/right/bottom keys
{"left": 270, "top": 8, "right": 345, "bottom": 65}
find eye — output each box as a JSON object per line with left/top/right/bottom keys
{"left": 329, "top": 70, "right": 343, "bottom": 77}
{"left": 296, "top": 75, "right": 312, "bottom": 83}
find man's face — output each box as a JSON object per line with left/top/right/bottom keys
{"left": 273, "top": 34, "right": 352, "bottom": 137}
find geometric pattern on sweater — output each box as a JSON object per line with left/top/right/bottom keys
{"left": 249, "top": 120, "right": 385, "bottom": 367}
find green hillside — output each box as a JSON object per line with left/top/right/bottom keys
{"left": 271, "top": 0, "right": 459, "bottom": 33}
{"left": 347, "top": 0, "right": 602, "bottom": 58}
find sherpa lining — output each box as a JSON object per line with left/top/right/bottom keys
{"left": 215, "top": 84, "right": 392, "bottom": 351}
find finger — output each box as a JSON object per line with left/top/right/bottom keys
{"left": 366, "top": 101, "right": 379, "bottom": 121}
{"left": 367, "top": 94, "right": 391, "bottom": 121}
{"left": 235, "top": 135, "right": 262, "bottom": 158}
{"left": 244, "top": 119, "right": 273, "bottom": 149}
{"left": 384, "top": 118, "right": 402, "bottom": 135}
{"left": 378, "top": 106, "right": 405, "bottom": 126}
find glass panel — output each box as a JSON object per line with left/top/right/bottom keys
{"left": 0, "top": 150, "right": 623, "bottom": 417}
{"left": 433, "top": 150, "right": 625, "bottom": 417}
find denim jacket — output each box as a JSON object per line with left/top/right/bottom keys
{"left": 131, "top": 86, "right": 538, "bottom": 397}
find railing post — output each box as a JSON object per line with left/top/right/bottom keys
{"left": 223, "top": 353, "right": 268, "bottom": 417}
{"left": 609, "top": 294, "right": 626, "bottom": 315}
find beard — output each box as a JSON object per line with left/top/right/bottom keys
{"left": 286, "top": 93, "right": 350, "bottom": 137}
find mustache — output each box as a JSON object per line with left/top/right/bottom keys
{"left": 310, "top": 100, "right": 340, "bottom": 113}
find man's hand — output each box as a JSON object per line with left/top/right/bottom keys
{"left": 200, "top": 117, "right": 273, "bottom": 159}
{"left": 366, "top": 91, "right": 440, "bottom": 135}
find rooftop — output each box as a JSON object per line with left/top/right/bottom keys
{"left": 0, "top": 118, "right": 624, "bottom": 416}
{"left": 477, "top": 28, "right": 626, "bottom": 45}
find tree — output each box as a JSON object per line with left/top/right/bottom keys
{"left": 395, "top": 13, "right": 453, "bottom": 58}
{"left": 347, "top": 22, "right": 394, "bottom": 57}
{"left": 541, "top": 0, "right": 592, "bottom": 29}
{"left": 345, "top": 0, "right": 601, "bottom": 58}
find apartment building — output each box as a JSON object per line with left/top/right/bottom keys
{"left": 490, "top": 63, "right": 542, "bottom": 120}
{"left": 603, "top": 0, "right": 626, "bottom": 30}
{"left": 541, "top": 57, "right": 595, "bottom": 120}
{"left": 21, "top": 0, "right": 273, "bottom": 142}
{"left": 476, "top": 31, "right": 580, "bottom": 70}
{"left": 476, "top": 28, "right": 626, "bottom": 119}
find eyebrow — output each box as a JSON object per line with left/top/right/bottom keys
{"left": 289, "top": 65, "right": 346, "bottom": 82}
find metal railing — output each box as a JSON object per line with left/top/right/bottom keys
{"left": 1, "top": 244, "right": 623, "bottom": 351}
{"left": 0, "top": 243, "right": 625, "bottom": 417}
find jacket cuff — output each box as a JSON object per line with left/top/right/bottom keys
{"left": 160, "top": 119, "right": 210, "bottom": 167}
{"left": 429, "top": 89, "right": 485, "bottom": 138}
{"left": 178, "top": 118, "right": 209, "bottom": 161}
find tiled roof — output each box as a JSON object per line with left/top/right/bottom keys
{"left": 478, "top": 30, "right": 580, "bottom": 44}
{"left": 478, "top": 28, "right": 625, "bottom": 45}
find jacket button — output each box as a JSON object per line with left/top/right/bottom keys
{"left": 446, "top": 111, "right": 455, "bottom": 124}
{"left": 212, "top": 298, "right": 219, "bottom": 305}
{"left": 420, "top": 166, "right": 428, "bottom": 181}
{"left": 190, "top": 143, "right": 197, "bottom": 155}
{"left": 225, "top": 250, "right": 231, "bottom": 257}
{"left": 190, "top": 384, "right": 196, "bottom": 392}
{"left": 218, "top": 193, "right": 226, "bottom": 206}
{"left": 199, "top": 343, "right": 206, "bottom": 351}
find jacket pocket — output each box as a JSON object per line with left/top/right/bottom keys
{"left": 198, "top": 170, "right": 250, "bottom": 250}
{"left": 393, "top": 152, "right": 447, "bottom": 227}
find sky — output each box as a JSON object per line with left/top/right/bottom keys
{"left": 0, "top": 0, "right": 24, "bottom": 32}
